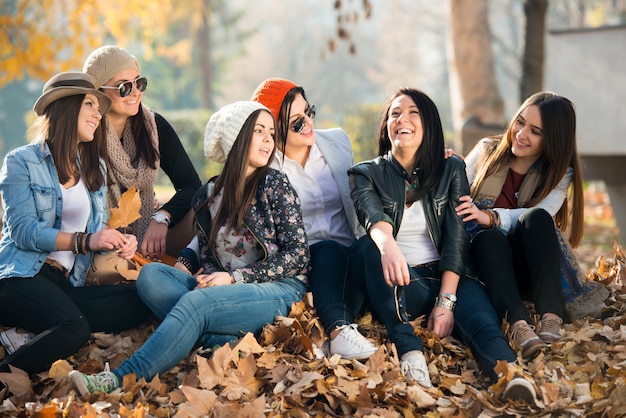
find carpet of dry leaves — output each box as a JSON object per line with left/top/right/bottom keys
{"left": 1, "top": 183, "right": 625, "bottom": 417}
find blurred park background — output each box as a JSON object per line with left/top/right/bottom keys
{"left": 1, "top": 0, "right": 624, "bottom": 265}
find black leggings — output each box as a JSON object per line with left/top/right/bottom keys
{"left": 0, "top": 264, "right": 151, "bottom": 374}
{"left": 470, "top": 207, "right": 565, "bottom": 324}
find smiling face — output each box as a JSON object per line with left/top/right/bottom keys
{"left": 510, "top": 104, "right": 544, "bottom": 163}
{"left": 284, "top": 93, "right": 316, "bottom": 156}
{"left": 77, "top": 93, "right": 103, "bottom": 143}
{"left": 246, "top": 110, "right": 275, "bottom": 177}
{"left": 100, "top": 68, "right": 143, "bottom": 119}
{"left": 386, "top": 94, "right": 424, "bottom": 155}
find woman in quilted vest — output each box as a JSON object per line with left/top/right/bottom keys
{"left": 455, "top": 92, "right": 586, "bottom": 359}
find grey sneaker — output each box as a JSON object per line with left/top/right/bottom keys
{"left": 69, "top": 363, "right": 120, "bottom": 396}
{"left": 400, "top": 350, "right": 433, "bottom": 388}
{"left": 538, "top": 316, "right": 563, "bottom": 343}
{"left": 0, "top": 327, "right": 36, "bottom": 355}
{"left": 509, "top": 322, "right": 546, "bottom": 359}
{"left": 502, "top": 377, "right": 537, "bottom": 404}
{"left": 329, "top": 324, "right": 378, "bottom": 360}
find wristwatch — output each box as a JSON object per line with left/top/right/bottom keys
{"left": 435, "top": 293, "right": 457, "bottom": 311}
{"left": 440, "top": 293, "right": 457, "bottom": 303}
{"left": 151, "top": 211, "right": 170, "bottom": 226}
{"left": 231, "top": 269, "right": 245, "bottom": 284}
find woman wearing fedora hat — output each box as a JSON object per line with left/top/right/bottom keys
{"left": 0, "top": 72, "right": 151, "bottom": 375}
{"left": 69, "top": 101, "right": 309, "bottom": 395}
{"left": 83, "top": 45, "right": 201, "bottom": 261}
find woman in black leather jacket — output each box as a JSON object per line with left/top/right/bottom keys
{"left": 348, "top": 88, "right": 522, "bottom": 391}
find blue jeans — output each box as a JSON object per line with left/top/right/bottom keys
{"left": 307, "top": 240, "right": 368, "bottom": 332}
{"left": 115, "top": 263, "right": 307, "bottom": 381}
{"left": 350, "top": 236, "right": 515, "bottom": 382}
{"left": 136, "top": 262, "right": 197, "bottom": 319}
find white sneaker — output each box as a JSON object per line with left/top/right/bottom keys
{"left": 0, "top": 327, "right": 36, "bottom": 355}
{"left": 400, "top": 350, "right": 433, "bottom": 387}
{"left": 329, "top": 324, "right": 378, "bottom": 360}
{"left": 502, "top": 377, "right": 537, "bottom": 404}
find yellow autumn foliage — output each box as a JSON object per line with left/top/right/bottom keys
{"left": 107, "top": 184, "right": 142, "bottom": 229}
{"left": 0, "top": 0, "right": 175, "bottom": 86}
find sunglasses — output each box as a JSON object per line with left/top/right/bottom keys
{"left": 100, "top": 76, "right": 148, "bottom": 98}
{"left": 290, "top": 105, "right": 316, "bottom": 133}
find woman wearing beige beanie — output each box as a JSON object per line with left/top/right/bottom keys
{"left": 70, "top": 101, "right": 310, "bottom": 395}
{"left": 83, "top": 45, "right": 201, "bottom": 260}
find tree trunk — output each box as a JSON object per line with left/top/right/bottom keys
{"left": 447, "top": 0, "right": 505, "bottom": 154}
{"left": 521, "top": 0, "right": 548, "bottom": 101}
{"left": 197, "top": 4, "right": 213, "bottom": 110}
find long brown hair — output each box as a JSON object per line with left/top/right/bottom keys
{"left": 29, "top": 94, "right": 106, "bottom": 191}
{"left": 129, "top": 105, "right": 159, "bottom": 168}
{"left": 207, "top": 109, "right": 276, "bottom": 250}
{"left": 274, "top": 86, "right": 307, "bottom": 155}
{"left": 378, "top": 87, "right": 445, "bottom": 205}
{"left": 470, "top": 92, "right": 584, "bottom": 247}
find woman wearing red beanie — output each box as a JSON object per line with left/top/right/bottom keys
{"left": 251, "top": 78, "right": 377, "bottom": 361}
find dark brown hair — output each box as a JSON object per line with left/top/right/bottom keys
{"left": 35, "top": 95, "right": 105, "bottom": 190}
{"left": 129, "top": 105, "right": 159, "bottom": 168}
{"left": 378, "top": 87, "right": 445, "bottom": 205}
{"left": 207, "top": 109, "right": 276, "bottom": 250}
{"left": 275, "top": 86, "right": 307, "bottom": 154}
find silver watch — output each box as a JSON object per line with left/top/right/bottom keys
{"left": 440, "top": 293, "right": 457, "bottom": 303}
{"left": 151, "top": 211, "right": 170, "bottom": 225}
{"left": 232, "top": 269, "right": 245, "bottom": 284}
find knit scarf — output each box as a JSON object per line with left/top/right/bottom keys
{"left": 473, "top": 159, "right": 543, "bottom": 209}
{"left": 105, "top": 104, "right": 159, "bottom": 244}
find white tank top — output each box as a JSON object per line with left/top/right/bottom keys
{"left": 395, "top": 200, "right": 440, "bottom": 267}
{"left": 48, "top": 178, "right": 90, "bottom": 271}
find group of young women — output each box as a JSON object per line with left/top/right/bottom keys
{"left": 0, "top": 45, "right": 590, "bottom": 404}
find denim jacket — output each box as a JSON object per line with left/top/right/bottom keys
{"left": 0, "top": 142, "right": 107, "bottom": 287}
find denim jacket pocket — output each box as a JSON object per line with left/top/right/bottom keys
{"left": 30, "top": 184, "right": 56, "bottom": 217}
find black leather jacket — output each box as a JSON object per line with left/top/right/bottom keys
{"left": 348, "top": 152, "right": 471, "bottom": 278}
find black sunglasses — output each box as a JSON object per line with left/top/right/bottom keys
{"left": 291, "top": 105, "right": 316, "bottom": 133}
{"left": 100, "top": 76, "right": 148, "bottom": 98}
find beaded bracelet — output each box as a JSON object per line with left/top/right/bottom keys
{"left": 72, "top": 232, "right": 80, "bottom": 255}
{"left": 175, "top": 256, "right": 194, "bottom": 272}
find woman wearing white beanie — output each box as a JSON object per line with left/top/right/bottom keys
{"left": 70, "top": 101, "right": 310, "bottom": 395}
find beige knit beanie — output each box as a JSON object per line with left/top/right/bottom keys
{"left": 83, "top": 46, "right": 141, "bottom": 89}
{"left": 204, "top": 101, "right": 269, "bottom": 163}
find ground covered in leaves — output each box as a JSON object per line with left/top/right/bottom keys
{"left": 1, "top": 185, "right": 625, "bottom": 417}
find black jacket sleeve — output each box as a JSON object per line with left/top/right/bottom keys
{"left": 154, "top": 113, "right": 202, "bottom": 226}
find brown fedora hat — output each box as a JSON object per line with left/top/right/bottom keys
{"left": 33, "top": 72, "right": 112, "bottom": 116}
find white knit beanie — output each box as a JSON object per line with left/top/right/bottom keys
{"left": 83, "top": 45, "right": 141, "bottom": 89}
{"left": 204, "top": 101, "right": 268, "bottom": 163}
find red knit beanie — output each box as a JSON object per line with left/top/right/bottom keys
{"left": 250, "top": 78, "right": 297, "bottom": 121}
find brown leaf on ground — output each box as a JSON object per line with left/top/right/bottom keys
{"left": 2, "top": 187, "right": 626, "bottom": 416}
